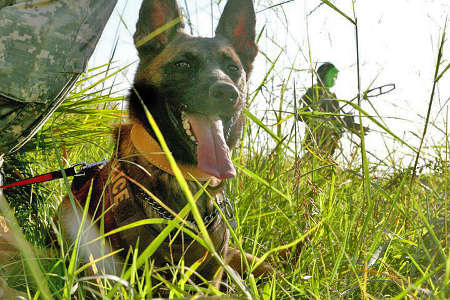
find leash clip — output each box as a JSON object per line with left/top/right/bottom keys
{"left": 72, "top": 162, "right": 87, "bottom": 177}
{"left": 73, "top": 159, "right": 108, "bottom": 177}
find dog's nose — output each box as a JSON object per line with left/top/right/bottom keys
{"left": 209, "top": 82, "right": 239, "bottom": 105}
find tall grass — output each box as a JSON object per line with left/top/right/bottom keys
{"left": 0, "top": 0, "right": 449, "bottom": 299}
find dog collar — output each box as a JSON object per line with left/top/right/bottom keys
{"left": 130, "top": 123, "right": 218, "bottom": 183}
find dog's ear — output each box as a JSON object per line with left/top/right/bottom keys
{"left": 134, "top": 0, "right": 185, "bottom": 56}
{"left": 215, "top": 0, "right": 258, "bottom": 75}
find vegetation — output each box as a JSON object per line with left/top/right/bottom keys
{"left": 1, "top": 1, "right": 449, "bottom": 299}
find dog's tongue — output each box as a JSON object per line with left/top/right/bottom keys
{"left": 186, "top": 114, "right": 236, "bottom": 179}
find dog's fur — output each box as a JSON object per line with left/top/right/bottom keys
{"left": 60, "top": 0, "right": 272, "bottom": 287}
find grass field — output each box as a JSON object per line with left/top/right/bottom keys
{"left": 1, "top": 1, "right": 449, "bottom": 299}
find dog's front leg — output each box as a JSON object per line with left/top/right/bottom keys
{"left": 59, "top": 196, "right": 121, "bottom": 276}
{"left": 226, "top": 247, "right": 274, "bottom": 278}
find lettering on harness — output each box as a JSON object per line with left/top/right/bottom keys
{"left": 111, "top": 168, "right": 130, "bottom": 206}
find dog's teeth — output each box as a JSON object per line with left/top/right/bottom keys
{"left": 181, "top": 111, "right": 196, "bottom": 143}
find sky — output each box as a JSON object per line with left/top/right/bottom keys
{"left": 88, "top": 0, "right": 450, "bottom": 169}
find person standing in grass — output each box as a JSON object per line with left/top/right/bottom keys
{"left": 298, "top": 62, "right": 367, "bottom": 159}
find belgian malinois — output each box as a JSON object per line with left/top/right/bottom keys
{"left": 60, "top": 0, "right": 272, "bottom": 288}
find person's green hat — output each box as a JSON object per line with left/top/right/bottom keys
{"left": 317, "top": 62, "right": 339, "bottom": 88}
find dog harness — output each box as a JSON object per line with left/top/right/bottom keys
{"left": 69, "top": 125, "right": 236, "bottom": 269}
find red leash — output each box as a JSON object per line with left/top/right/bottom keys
{"left": 0, "top": 160, "right": 107, "bottom": 189}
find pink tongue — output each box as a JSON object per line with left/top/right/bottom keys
{"left": 187, "top": 114, "right": 236, "bottom": 179}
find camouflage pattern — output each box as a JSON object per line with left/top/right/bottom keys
{"left": 300, "top": 85, "right": 351, "bottom": 158}
{"left": 0, "top": 155, "right": 3, "bottom": 198}
{"left": 0, "top": 0, "right": 118, "bottom": 154}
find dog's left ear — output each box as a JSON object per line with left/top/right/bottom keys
{"left": 215, "top": 0, "right": 258, "bottom": 76}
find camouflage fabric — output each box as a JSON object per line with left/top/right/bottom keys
{"left": 0, "top": 0, "right": 118, "bottom": 154}
{"left": 0, "top": 154, "right": 3, "bottom": 195}
{"left": 300, "top": 85, "right": 351, "bottom": 157}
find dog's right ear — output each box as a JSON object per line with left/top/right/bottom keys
{"left": 134, "top": 0, "right": 185, "bottom": 56}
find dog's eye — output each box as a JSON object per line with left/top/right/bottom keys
{"left": 228, "top": 64, "right": 239, "bottom": 73}
{"left": 175, "top": 61, "right": 192, "bottom": 71}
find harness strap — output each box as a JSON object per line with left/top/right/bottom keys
{"left": 70, "top": 161, "right": 229, "bottom": 261}
{"left": 106, "top": 164, "right": 230, "bottom": 266}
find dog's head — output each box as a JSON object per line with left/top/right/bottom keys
{"left": 129, "top": 0, "right": 257, "bottom": 179}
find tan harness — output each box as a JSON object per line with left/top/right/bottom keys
{"left": 70, "top": 124, "right": 234, "bottom": 269}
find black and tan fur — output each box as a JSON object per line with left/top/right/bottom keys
{"left": 60, "top": 0, "right": 272, "bottom": 287}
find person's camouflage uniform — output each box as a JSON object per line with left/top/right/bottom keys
{"left": 298, "top": 63, "right": 368, "bottom": 159}
{"left": 300, "top": 85, "right": 353, "bottom": 158}
{"left": 0, "top": 2, "right": 117, "bottom": 262}
{"left": 0, "top": 0, "right": 118, "bottom": 155}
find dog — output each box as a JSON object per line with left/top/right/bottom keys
{"left": 60, "top": 0, "right": 273, "bottom": 288}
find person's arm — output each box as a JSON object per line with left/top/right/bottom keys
{"left": 297, "top": 87, "right": 317, "bottom": 121}
{"left": 327, "top": 94, "right": 369, "bottom": 134}
{"left": 343, "top": 114, "right": 370, "bottom": 134}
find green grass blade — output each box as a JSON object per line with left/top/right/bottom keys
{"left": 234, "top": 161, "right": 291, "bottom": 203}
{"left": 320, "top": 0, "right": 356, "bottom": 25}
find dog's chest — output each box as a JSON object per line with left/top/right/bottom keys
{"left": 71, "top": 159, "right": 228, "bottom": 264}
